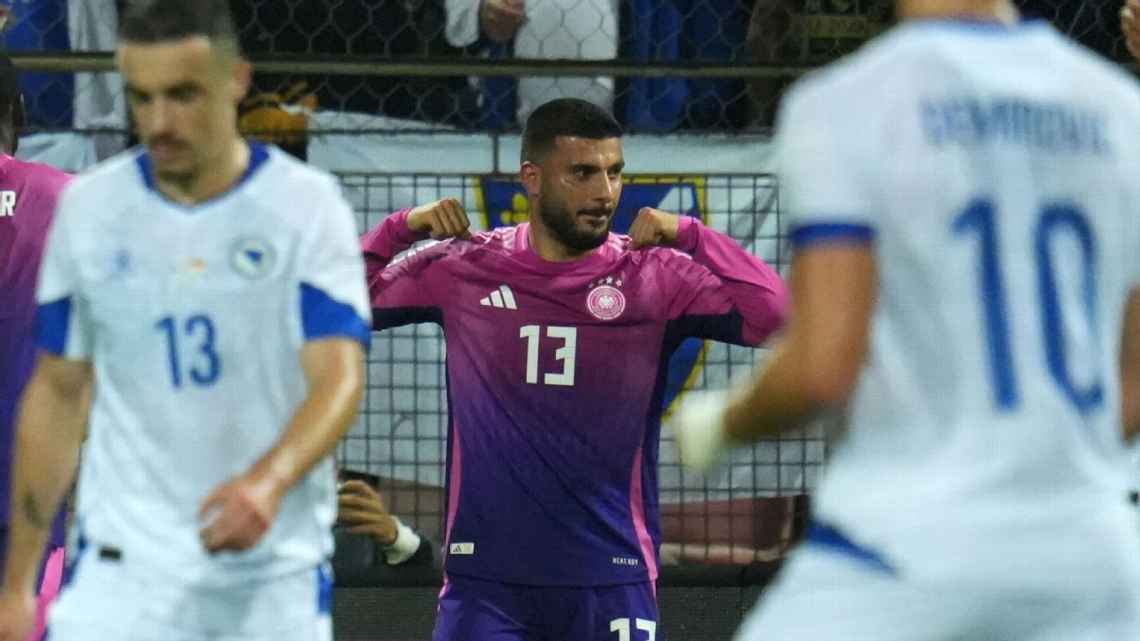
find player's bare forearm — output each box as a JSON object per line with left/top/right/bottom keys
{"left": 200, "top": 339, "right": 363, "bottom": 552}
{"left": 1122, "top": 377, "right": 1140, "bottom": 441}
{"left": 1119, "top": 289, "right": 1140, "bottom": 440}
{"left": 725, "top": 244, "right": 874, "bottom": 443}
{"left": 723, "top": 339, "right": 819, "bottom": 442}
{"left": 2, "top": 355, "right": 91, "bottom": 594}
{"left": 247, "top": 338, "right": 365, "bottom": 493}
{"left": 678, "top": 218, "right": 788, "bottom": 345}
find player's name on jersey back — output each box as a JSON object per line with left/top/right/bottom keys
{"left": 921, "top": 96, "right": 1109, "bottom": 154}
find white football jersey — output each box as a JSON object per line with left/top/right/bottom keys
{"left": 779, "top": 20, "right": 1140, "bottom": 586}
{"left": 36, "top": 144, "right": 371, "bottom": 586}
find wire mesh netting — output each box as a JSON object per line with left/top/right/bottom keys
{"left": 2, "top": 0, "right": 1133, "bottom": 138}
{"left": 335, "top": 171, "right": 823, "bottom": 565}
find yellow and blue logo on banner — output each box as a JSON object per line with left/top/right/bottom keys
{"left": 476, "top": 175, "right": 709, "bottom": 413}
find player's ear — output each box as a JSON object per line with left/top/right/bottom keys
{"left": 521, "top": 161, "right": 542, "bottom": 197}
{"left": 228, "top": 58, "right": 252, "bottom": 106}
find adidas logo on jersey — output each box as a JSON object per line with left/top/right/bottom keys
{"left": 449, "top": 542, "right": 475, "bottom": 555}
{"left": 480, "top": 285, "right": 518, "bottom": 310}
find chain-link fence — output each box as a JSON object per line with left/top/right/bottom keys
{"left": 1, "top": 0, "right": 1132, "bottom": 139}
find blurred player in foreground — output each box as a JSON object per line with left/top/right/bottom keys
{"left": 0, "top": 52, "right": 73, "bottom": 641}
{"left": 362, "top": 97, "right": 787, "bottom": 640}
{"left": 673, "top": 0, "right": 1140, "bottom": 639}
{"left": 0, "top": 1, "right": 370, "bottom": 640}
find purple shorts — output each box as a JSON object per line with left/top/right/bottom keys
{"left": 433, "top": 575, "right": 660, "bottom": 641}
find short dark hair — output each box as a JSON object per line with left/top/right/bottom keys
{"left": 119, "top": 0, "right": 240, "bottom": 55}
{"left": 0, "top": 52, "right": 23, "bottom": 153}
{"left": 521, "top": 98, "right": 622, "bottom": 164}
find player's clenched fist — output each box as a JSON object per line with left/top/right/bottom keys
{"left": 0, "top": 590, "right": 35, "bottom": 641}
{"left": 1123, "top": 0, "right": 1140, "bottom": 62}
{"left": 198, "top": 472, "right": 285, "bottom": 554}
{"left": 629, "top": 207, "right": 681, "bottom": 249}
{"left": 407, "top": 197, "right": 472, "bottom": 241}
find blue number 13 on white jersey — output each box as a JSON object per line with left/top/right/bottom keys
{"left": 954, "top": 198, "right": 1102, "bottom": 415}
{"left": 156, "top": 314, "right": 222, "bottom": 388}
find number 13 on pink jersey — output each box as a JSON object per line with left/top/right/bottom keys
{"left": 520, "top": 325, "right": 577, "bottom": 386}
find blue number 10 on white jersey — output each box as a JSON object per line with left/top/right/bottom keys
{"left": 954, "top": 198, "right": 1101, "bottom": 414}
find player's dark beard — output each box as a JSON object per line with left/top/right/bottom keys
{"left": 536, "top": 199, "right": 611, "bottom": 253}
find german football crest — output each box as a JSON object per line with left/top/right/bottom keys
{"left": 587, "top": 277, "right": 626, "bottom": 321}
{"left": 230, "top": 236, "right": 276, "bottom": 279}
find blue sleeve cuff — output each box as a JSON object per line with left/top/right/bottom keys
{"left": 789, "top": 222, "right": 875, "bottom": 248}
{"left": 300, "top": 283, "right": 371, "bottom": 347}
{"left": 35, "top": 297, "right": 72, "bottom": 355}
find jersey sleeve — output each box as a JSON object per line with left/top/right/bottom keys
{"left": 361, "top": 209, "right": 449, "bottom": 329}
{"left": 296, "top": 178, "right": 372, "bottom": 346}
{"left": 663, "top": 222, "right": 788, "bottom": 346}
{"left": 777, "top": 80, "right": 878, "bottom": 249}
{"left": 35, "top": 186, "right": 93, "bottom": 360}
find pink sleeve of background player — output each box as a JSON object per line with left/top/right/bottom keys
{"left": 665, "top": 217, "right": 788, "bottom": 346}
{"left": 30, "top": 546, "right": 64, "bottom": 641}
{"left": 361, "top": 209, "right": 422, "bottom": 275}
{"left": 361, "top": 209, "right": 451, "bottom": 328}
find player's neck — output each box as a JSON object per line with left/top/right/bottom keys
{"left": 527, "top": 222, "right": 597, "bottom": 262}
{"left": 898, "top": 0, "right": 1018, "bottom": 23}
{"left": 155, "top": 138, "right": 251, "bottom": 206}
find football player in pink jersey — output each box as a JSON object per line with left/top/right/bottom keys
{"left": 0, "top": 52, "right": 73, "bottom": 641}
{"left": 362, "top": 98, "right": 788, "bottom": 640}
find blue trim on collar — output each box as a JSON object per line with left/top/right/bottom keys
{"left": 135, "top": 141, "right": 271, "bottom": 210}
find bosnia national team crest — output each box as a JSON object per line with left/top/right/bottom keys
{"left": 587, "top": 277, "right": 626, "bottom": 321}
{"left": 230, "top": 236, "right": 276, "bottom": 279}
{"left": 476, "top": 175, "right": 708, "bottom": 412}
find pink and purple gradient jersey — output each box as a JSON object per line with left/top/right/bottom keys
{"left": 362, "top": 211, "right": 787, "bottom": 586}
{"left": 0, "top": 155, "right": 72, "bottom": 545}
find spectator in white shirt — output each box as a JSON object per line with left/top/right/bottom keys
{"left": 444, "top": 0, "right": 618, "bottom": 126}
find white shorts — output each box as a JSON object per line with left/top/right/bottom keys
{"left": 737, "top": 526, "right": 1140, "bottom": 641}
{"left": 47, "top": 541, "right": 332, "bottom": 641}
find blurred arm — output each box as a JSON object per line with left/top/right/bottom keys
{"left": 2, "top": 355, "right": 92, "bottom": 594}
{"left": 248, "top": 339, "right": 365, "bottom": 497}
{"left": 723, "top": 243, "right": 876, "bottom": 442}
{"left": 1120, "top": 289, "right": 1140, "bottom": 440}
